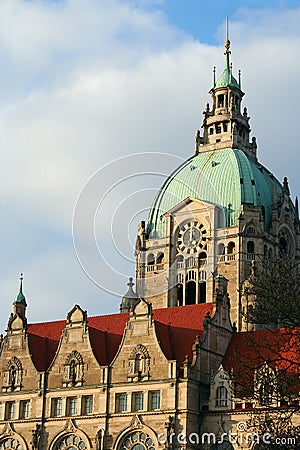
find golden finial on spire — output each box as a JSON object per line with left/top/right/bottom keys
{"left": 225, "top": 16, "right": 231, "bottom": 54}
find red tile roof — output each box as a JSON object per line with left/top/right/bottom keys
{"left": 26, "top": 303, "right": 214, "bottom": 371}
{"left": 223, "top": 328, "right": 300, "bottom": 395}
{"left": 154, "top": 303, "right": 214, "bottom": 362}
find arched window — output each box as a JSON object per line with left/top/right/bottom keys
{"left": 217, "top": 94, "right": 224, "bottom": 108}
{"left": 186, "top": 281, "right": 196, "bottom": 305}
{"left": 199, "top": 251, "right": 207, "bottom": 266}
{"left": 227, "top": 242, "right": 235, "bottom": 254}
{"left": 53, "top": 434, "right": 87, "bottom": 450}
{"left": 156, "top": 252, "right": 164, "bottom": 265}
{"left": 247, "top": 241, "right": 255, "bottom": 254}
{"left": 120, "top": 431, "right": 155, "bottom": 450}
{"left": 186, "top": 271, "right": 196, "bottom": 281}
{"left": 279, "top": 234, "right": 290, "bottom": 257}
{"left": 200, "top": 282, "right": 206, "bottom": 304}
{"left": 0, "top": 438, "right": 24, "bottom": 450}
{"left": 247, "top": 226, "right": 256, "bottom": 235}
{"left": 177, "top": 283, "right": 183, "bottom": 306}
{"left": 215, "top": 386, "right": 228, "bottom": 407}
{"left": 147, "top": 253, "right": 154, "bottom": 265}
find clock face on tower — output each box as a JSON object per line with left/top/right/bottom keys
{"left": 177, "top": 220, "right": 207, "bottom": 254}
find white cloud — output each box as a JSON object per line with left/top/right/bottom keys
{"left": 0, "top": 0, "right": 300, "bottom": 331}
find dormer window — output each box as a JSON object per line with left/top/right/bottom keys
{"left": 216, "top": 385, "right": 228, "bottom": 407}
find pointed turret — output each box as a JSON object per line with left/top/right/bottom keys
{"left": 195, "top": 36, "right": 257, "bottom": 161}
{"left": 120, "top": 277, "right": 139, "bottom": 313}
{"left": 214, "top": 38, "right": 240, "bottom": 90}
{"left": 13, "top": 273, "right": 27, "bottom": 319}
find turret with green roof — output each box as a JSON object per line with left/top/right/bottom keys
{"left": 13, "top": 273, "right": 27, "bottom": 319}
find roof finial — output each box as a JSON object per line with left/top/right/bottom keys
{"left": 224, "top": 16, "right": 231, "bottom": 55}
{"left": 18, "top": 273, "right": 24, "bottom": 296}
{"left": 213, "top": 66, "right": 216, "bottom": 88}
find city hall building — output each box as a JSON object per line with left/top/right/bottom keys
{"left": 0, "top": 39, "right": 298, "bottom": 450}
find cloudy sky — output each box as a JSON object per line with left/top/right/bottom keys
{"left": 1, "top": 0, "right": 300, "bottom": 331}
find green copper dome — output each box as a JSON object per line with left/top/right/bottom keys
{"left": 215, "top": 61, "right": 240, "bottom": 89}
{"left": 147, "top": 148, "right": 283, "bottom": 238}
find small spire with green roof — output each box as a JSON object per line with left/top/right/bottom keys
{"left": 13, "top": 273, "right": 27, "bottom": 318}
{"left": 214, "top": 37, "right": 240, "bottom": 90}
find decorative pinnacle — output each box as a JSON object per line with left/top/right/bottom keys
{"left": 127, "top": 277, "right": 134, "bottom": 288}
{"left": 14, "top": 272, "right": 26, "bottom": 305}
{"left": 19, "top": 273, "right": 24, "bottom": 294}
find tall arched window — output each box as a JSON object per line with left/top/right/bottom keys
{"left": 186, "top": 281, "right": 196, "bottom": 305}
{"left": 247, "top": 241, "right": 255, "bottom": 255}
{"left": 199, "top": 251, "right": 207, "bottom": 266}
{"left": 215, "top": 386, "right": 228, "bottom": 407}
{"left": 199, "top": 282, "right": 206, "bottom": 304}
{"left": 177, "top": 283, "right": 183, "bottom": 306}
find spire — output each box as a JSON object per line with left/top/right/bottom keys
{"left": 214, "top": 21, "right": 240, "bottom": 90}
{"left": 14, "top": 273, "right": 27, "bottom": 306}
{"left": 12, "top": 273, "right": 27, "bottom": 320}
{"left": 283, "top": 176, "right": 290, "bottom": 196}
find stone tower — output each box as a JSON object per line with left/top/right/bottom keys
{"left": 134, "top": 39, "right": 299, "bottom": 330}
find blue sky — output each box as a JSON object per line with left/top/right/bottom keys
{"left": 142, "top": 0, "right": 300, "bottom": 43}
{"left": 1, "top": 0, "right": 300, "bottom": 331}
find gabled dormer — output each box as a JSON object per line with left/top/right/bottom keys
{"left": 195, "top": 38, "right": 257, "bottom": 160}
